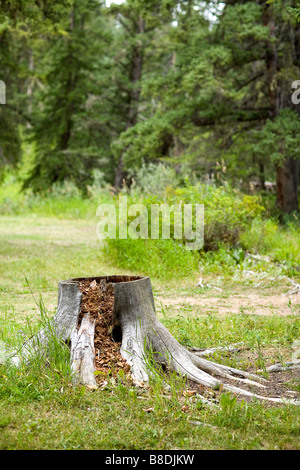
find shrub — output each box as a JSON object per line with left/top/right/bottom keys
{"left": 157, "top": 182, "right": 265, "bottom": 251}
{"left": 101, "top": 179, "right": 265, "bottom": 279}
{"left": 241, "top": 217, "right": 300, "bottom": 275}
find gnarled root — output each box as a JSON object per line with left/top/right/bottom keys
{"left": 8, "top": 276, "right": 300, "bottom": 406}
{"left": 113, "top": 277, "right": 299, "bottom": 405}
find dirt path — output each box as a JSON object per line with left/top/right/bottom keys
{"left": 159, "top": 292, "right": 300, "bottom": 317}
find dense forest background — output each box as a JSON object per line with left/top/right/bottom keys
{"left": 0, "top": 0, "right": 300, "bottom": 216}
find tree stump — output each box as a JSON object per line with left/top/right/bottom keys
{"left": 10, "top": 275, "right": 300, "bottom": 405}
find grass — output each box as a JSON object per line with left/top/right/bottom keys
{"left": 1, "top": 346, "right": 299, "bottom": 450}
{"left": 0, "top": 190, "right": 300, "bottom": 449}
{"left": 1, "top": 313, "right": 299, "bottom": 451}
{"left": 161, "top": 308, "right": 300, "bottom": 349}
{"left": 0, "top": 374, "right": 299, "bottom": 450}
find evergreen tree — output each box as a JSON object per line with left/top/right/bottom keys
{"left": 23, "top": 0, "right": 111, "bottom": 192}
{"left": 115, "top": 0, "right": 300, "bottom": 212}
{"left": 0, "top": 0, "right": 71, "bottom": 180}
{"left": 0, "top": 25, "right": 22, "bottom": 180}
{"left": 217, "top": 0, "right": 300, "bottom": 212}
{"left": 105, "top": 0, "right": 177, "bottom": 188}
{"left": 1, "top": 0, "right": 299, "bottom": 213}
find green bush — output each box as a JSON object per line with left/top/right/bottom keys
{"left": 163, "top": 183, "right": 265, "bottom": 250}
{"left": 241, "top": 217, "right": 300, "bottom": 275}
{"left": 102, "top": 179, "right": 265, "bottom": 279}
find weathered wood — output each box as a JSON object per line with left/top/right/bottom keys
{"left": 70, "top": 313, "right": 97, "bottom": 387}
{"left": 8, "top": 275, "right": 300, "bottom": 405}
{"left": 189, "top": 343, "right": 244, "bottom": 357}
{"left": 113, "top": 278, "right": 269, "bottom": 395}
{"left": 262, "top": 361, "right": 300, "bottom": 373}
{"left": 9, "top": 280, "right": 82, "bottom": 366}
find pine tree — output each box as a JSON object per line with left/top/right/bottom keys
{"left": 105, "top": 0, "right": 177, "bottom": 189}
{"left": 0, "top": 25, "right": 22, "bottom": 180}
{"left": 23, "top": 0, "right": 111, "bottom": 192}
{"left": 0, "top": 0, "right": 71, "bottom": 180}
{"left": 116, "top": 0, "right": 300, "bottom": 213}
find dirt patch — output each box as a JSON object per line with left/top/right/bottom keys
{"left": 220, "top": 367, "right": 299, "bottom": 406}
{"left": 187, "top": 371, "right": 299, "bottom": 407}
{"left": 186, "top": 347, "right": 300, "bottom": 406}
{"left": 160, "top": 293, "right": 300, "bottom": 316}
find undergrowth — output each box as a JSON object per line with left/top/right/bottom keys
{"left": 1, "top": 170, "right": 299, "bottom": 281}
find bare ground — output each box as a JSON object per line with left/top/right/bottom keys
{"left": 155, "top": 286, "right": 300, "bottom": 404}
{"left": 158, "top": 292, "right": 300, "bottom": 317}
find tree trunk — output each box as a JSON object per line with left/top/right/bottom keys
{"left": 276, "top": 158, "right": 299, "bottom": 214}
{"left": 26, "top": 49, "right": 34, "bottom": 129}
{"left": 113, "top": 17, "right": 145, "bottom": 190}
{"left": 258, "top": 160, "right": 265, "bottom": 190}
{"left": 9, "top": 276, "right": 300, "bottom": 405}
{"left": 262, "top": 4, "right": 299, "bottom": 214}
{"left": 113, "top": 157, "right": 126, "bottom": 192}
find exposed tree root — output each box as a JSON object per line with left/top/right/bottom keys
{"left": 262, "top": 361, "right": 300, "bottom": 373}
{"left": 112, "top": 276, "right": 299, "bottom": 405}
{"left": 189, "top": 343, "right": 245, "bottom": 357}
{"left": 7, "top": 276, "right": 300, "bottom": 406}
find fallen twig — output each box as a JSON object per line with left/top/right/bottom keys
{"left": 284, "top": 279, "right": 300, "bottom": 296}
{"left": 261, "top": 360, "right": 300, "bottom": 373}
{"left": 189, "top": 343, "right": 245, "bottom": 357}
{"left": 197, "top": 278, "right": 222, "bottom": 292}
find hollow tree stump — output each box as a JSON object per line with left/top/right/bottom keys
{"left": 9, "top": 275, "right": 300, "bottom": 405}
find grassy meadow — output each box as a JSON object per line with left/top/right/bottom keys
{"left": 0, "top": 178, "right": 300, "bottom": 450}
